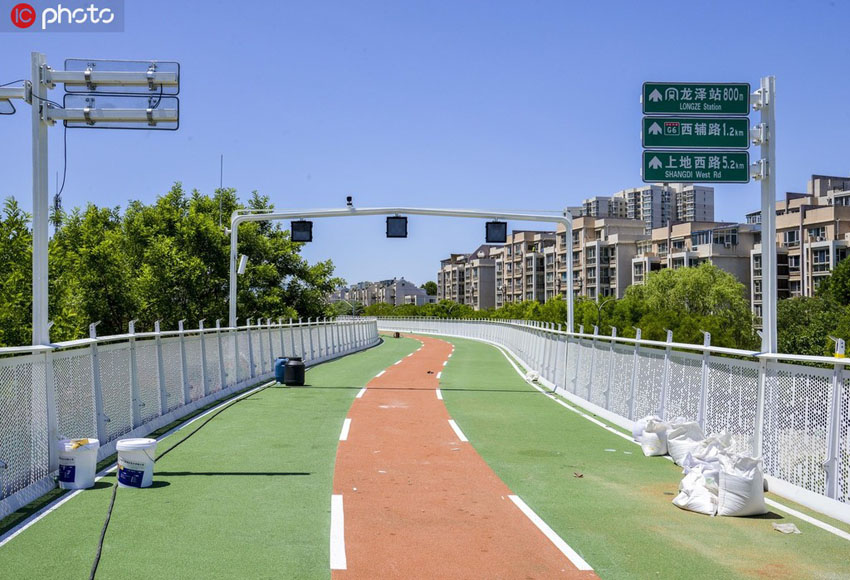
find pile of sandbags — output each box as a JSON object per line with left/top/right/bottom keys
{"left": 632, "top": 416, "right": 767, "bottom": 517}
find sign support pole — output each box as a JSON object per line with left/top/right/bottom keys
{"left": 759, "top": 76, "right": 777, "bottom": 354}
{"left": 31, "top": 52, "right": 50, "bottom": 346}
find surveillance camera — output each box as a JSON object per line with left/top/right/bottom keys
{"left": 346, "top": 196, "right": 353, "bottom": 207}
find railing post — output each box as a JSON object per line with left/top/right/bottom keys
{"left": 307, "top": 317, "right": 316, "bottom": 361}
{"left": 155, "top": 320, "right": 168, "bottom": 414}
{"left": 698, "top": 331, "right": 711, "bottom": 430}
{"left": 198, "top": 320, "right": 210, "bottom": 397}
{"left": 89, "top": 321, "right": 108, "bottom": 444}
{"left": 825, "top": 338, "right": 845, "bottom": 499}
{"left": 233, "top": 318, "right": 241, "bottom": 386}
{"left": 44, "top": 343, "right": 58, "bottom": 472}
{"left": 246, "top": 317, "right": 256, "bottom": 378}
{"left": 658, "top": 329, "right": 673, "bottom": 420}
{"left": 628, "top": 328, "right": 641, "bottom": 421}
{"left": 571, "top": 325, "right": 584, "bottom": 394}
{"left": 604, "top": 327, "right": 617, "bottom": 411}
{"left": 289, "top": 318, "right": 297, "bottom": 357}
{"left": 323, "top": 317, "right": 330, "bottom": 358}
{"left": 178, "top": 319, "right": 191, "bottom": 404}
{"left": 216, "top": 319, "right": 227, "bottom": 390}
{"left": 278, "top": 317, "right": 286, "bottom": 358}
{"left": 299, "top": 318, "right": 307, "bottom": 359}
{"left": 334, "top": 319, "right": 341, "bottom": 354}
{"left": 267, "top": 318, "right": 275, "bottom": 367}
{"left": 256, "top": 319, "right": 266, "bottom": 375}
{"left": 128, "top": 319, "right": 142, "bottom": 428}
{"left": 587, "top": 326, "right": 599, "bottom": 402}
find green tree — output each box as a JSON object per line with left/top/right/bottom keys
{"left": 617, "top": 263, "right": 757, "bottom": 348}
{"left": 817, "top": 258, "right": 850, "bottom": 306}
{"left": 421, "top": 281, "right": 438, "bottom": 296}
{"left": 777, "top": 296, "right": 850, "bottom": 356}
{"left": 0, "top": 199, "right": 33, "bottom": 346}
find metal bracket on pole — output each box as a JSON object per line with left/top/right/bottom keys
{"left": 84, "top": 67, "right": 96, "bottom": 91}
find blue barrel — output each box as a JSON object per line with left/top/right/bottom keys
{"left": 274, "top": 357, "right": 288, "bottom": 384}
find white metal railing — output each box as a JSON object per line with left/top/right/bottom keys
{"left": 0, "top": 317, "right": 379, "bottom": 519}
{"left": 376, "top": 317, "right": 850, "bottom": 524}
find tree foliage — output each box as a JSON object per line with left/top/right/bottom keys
{"left": 421, "top": 281, "right": 437, "bottom": 295}
{"left": 0, "top": 185, "right": 343, "bottom": 346}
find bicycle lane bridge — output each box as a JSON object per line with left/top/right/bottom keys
{"left": 331, "top": 334, "right": 596, "bottom": 578}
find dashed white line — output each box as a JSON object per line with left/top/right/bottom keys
{"left": 356, "top": 387, "right": 366, "bottom": 399}
{"left": 436, "top": 388, "right": 443, "bottom": 400}
{"left": 339, "top": 418, "right": 352, "bottom": 441}
{"left": 330, "top": 495, "right": 347, "bottom": 570}
{"left": 436, "top": 371, "right": 442, "bottom": 379}
{"left": 375, "top": 370, "right": 386, "bottom": 378}
{"left": 443, "top": 361, "right": 448, "bottom": 367}
{"left": 394, "top": 360, "right": 403, "bottom": 365}
{"left": 508, "top": 495, "right": 592, "bottom": 571}
{"left": 448, "top": 419, "right": 468, "bottom": 442}
{"left": 448, "top": 353, "right": 452, "bottom": 358}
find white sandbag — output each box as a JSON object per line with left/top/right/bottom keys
{"left": 632, "top": 415, "right": 660, "bottom": 441}
{"left": 639, "top": 420, "right": 669, "bottom": 456}
{"left": 666, "top": 421, "right": 705, "bottom": 466}
{"left": 673, "top": 475, "right": 717, "bottom": 516}
{"left": 525, "top": 370, "right": 540, "bottom": 383}
{"left": 717, "top": 455, "right": 767, "bottom": 517}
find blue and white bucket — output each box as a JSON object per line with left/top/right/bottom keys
{"left": 116, "top": 438, "right": 157, "bottom": 488}
{"left": 57, "top": 438, "right": 100, "bottom": 490}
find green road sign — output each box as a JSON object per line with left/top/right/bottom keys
{"left": 642, "top": 82, "right": 750, "bottom": 115}
{"left": 642, "top": 117, "right": 750, "bottom": 149}
{"left": 642, "top": 151, "right": 750, "bottom": 183}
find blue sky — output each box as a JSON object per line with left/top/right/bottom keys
{"left": 2, "top": 0, "right": 849, "bottom": 286}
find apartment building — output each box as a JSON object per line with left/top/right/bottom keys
{"left": 331, "top": 278, "right": 428, "bottom": 307}
{"left": 436, "top": 245, "right": 499, "bottom": 310}
{"left": 584, "top": 183, "right": 714, "bottom": 233}
{"left": 437, "top": 254, "right": 467, "bottom": 303}
{"left": 461, "top": 245, "right": 498, "bottom": 310}
{"left": 493, "top": 231, "right": 555, "bottom": 307}
{"left": 541, "top": 216, "right": 647, "bottom": 301}
{"left": 631, "top": 221, "right": 758, "bottom": 294}
{"left": 750, "top": 175, "right": 850, "bottom": 319}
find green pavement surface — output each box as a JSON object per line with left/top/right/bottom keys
{"left": 438, "top": 337, "right": 850, "bottom": 580}
{"left": 2, "top": 333, "right": 848, "bottom": 579}
{"left": 0, "top": 336, "right": 419, "bottom": 580}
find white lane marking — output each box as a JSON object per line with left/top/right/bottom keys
{"left": 508, "top": 495, "right": 593, "bottom": 571}
{"left": 356, "top": 387, "right": 366, "bottom": 399}
{"left": 407, "top": 353, "right": 413, "bottom": 357}
{"left": 436, "top": 371, "right": 442, "bottom": 379}
{"left": 375, "top": 370, "right": 386, "bottom": 378}
{"left": 493, "top": 345, "right": 633, "bottom": 444}
{"left": 436, "top": 388, "right": 443, "bottom": 400}
{"left": 448, "top": 419, "right": 468, "bottom": 442}
{"left": 765, "top": 498, "right": 850, "bottom": 542}
{"left": 394, "top": 360, "right": 403, "bottom": 365}
{"left": 443, "top": 361, "right": 448, "bottom": 367}
{"left": 339, "top": 418, "right": 352, "bottom": 441}
{"left": 330, "top": 495, "right": 347, "bottom": 570}
{"left": 448, "top": 353, "right": 452, "bottom": 358}
{"left": 0, "top": 378, "right": 277, "bottom": 548}
{"left": 490, "top": 343, "right": 850, "bottom": 542}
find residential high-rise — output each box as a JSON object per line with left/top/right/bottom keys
{"left": 631, "top": 221, "right": 758, "bottom": 293}
{"left": 493, "top": 231, "right": 555, "bottom": 306}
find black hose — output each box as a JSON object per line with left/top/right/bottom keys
{"left": 89, "top": 383, "right": 272, "bottom": 579}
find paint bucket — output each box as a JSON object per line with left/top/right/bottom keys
{"left": 57, "top": 438, "right": 100, "bottom": 490}
{"left": 116, "top": 438, "right": 157, "bottom": 488}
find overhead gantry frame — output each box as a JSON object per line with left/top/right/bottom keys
{"left": 228, "top": 205, "right": 574, "bottom": 332}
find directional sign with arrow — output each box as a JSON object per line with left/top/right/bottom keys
{"left": 642, "top": 82, "right": 750, "bottom": 115}
{"left": 642, "top": 116, "right": 750, "bottom": 149}
{"left": 642, "top": 151, "right": 749, "bottom": 183}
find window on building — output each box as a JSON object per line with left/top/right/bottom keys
{"left": 788, "top": 255, "right": 800, "bottom": 272}
{"left": 813, "top": 248, "right": 830, "bottom": 272}
{"left": 789, "top": 280, "right": 801, "bottom": 296}
{"left": 672, "top": 240, "right": 685, "bottom": 251}
{"left": 784, "top": 230, "right": 800, "bottom": 247}
{"left": 808, "top": 226, "right": 826, "bottom": 240}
